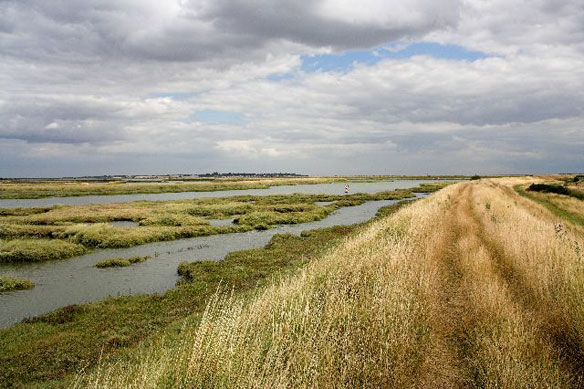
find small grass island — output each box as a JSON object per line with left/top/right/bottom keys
{"left": 95, "top": 256, "right": 150, "bottom": 268}
{"left": 0, "top": 276, "right": 35, "bottom": 292}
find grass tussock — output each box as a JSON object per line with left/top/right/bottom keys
{"left": 408, "top": 181, "right": 453, "bottom": 193}
{"left": 61, "top": 223, "right": 239, "bottom": 249}
{"left": 0, "top": 276, "right": 35, "bottom": 292}
{"left": 95, "top": 256, "right": 150, "bottom": 268}
{"left": 0, "top": 238, "right": 87, "bottom": 263}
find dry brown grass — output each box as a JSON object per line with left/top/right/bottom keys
{"left": 473, "top": 181, "right": 584, "bottom": 379}
{"left": 75, "top": 179, "right": 584, "bottom": 388}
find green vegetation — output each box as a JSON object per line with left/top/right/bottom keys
{"left": 528, "top": 182, "right": 584, "bottom": 200}
{"left": 95, "top": 256, "right": 150, "bottom": 268}
{"left": 373, "top": 199, "right": 417, "bottom": 219}
{"left": 516, "top": 184, "right": 584, "bottom": 226}
{"left": 0, "top": 276, "right": 34, "bottom": 292}
{"left": 0, "top": 239, "right": 87, "bottom": 263}
{"left": 233, "top": 207, "right": 330, "bottom": 228}
{"left": 0, "top": 224, "right": 364, "bottom": 387}
{"left": 0, "top": 189, "right": 417, "bottom": 262}
{"left": 408, "top": 181, "right": 452, "bottom": 193}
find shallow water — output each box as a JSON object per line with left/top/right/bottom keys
{"left": 314, "top": 201, "right": 335, "bottom": 206}
{"left": 0, "top": 180, "right": 441, "bottom": 208}
{"left": 207, "top": 218, "right": 235, "bottom": 227}
{"left": 109, "top": 221, "right": 139, "bottom": 228}
{"left": 0, "top": 196, "right": 426, "bottom": 327}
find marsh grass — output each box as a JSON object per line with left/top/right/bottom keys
{"left": 95, "top": 256, "right": 150, "bottom": 268}
{"left": 234, "top": 208, "right": 331, "bottom": 227}
{"left": 408, "top": 181, "right": 453, "bottom": 193}
{"left": 0, "top": 178, "right": 336, "bottom": 199}
{"left": 0, "top": 238, "right": 87, "bottom": 263}
{"left": 65, "top": 223, "right": 248, "bottom": 249}
{"left": 0, "top": 190, "right": 416, "bottom": 260}
{"left": 0, "top": 276, "right": 34, "bottom": 292}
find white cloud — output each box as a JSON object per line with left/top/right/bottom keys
{"left": 426, "top": 0, "right": 584, "bottom": 55}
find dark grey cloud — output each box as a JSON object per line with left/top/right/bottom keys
{"left": 0, "top": 0, "right": 460, "bottom": 64}
{"left": 206, "top": 0, "right": 459, "bottom": 50}
{"left": 0, "top": 96, "right": 133, "bottom": 144}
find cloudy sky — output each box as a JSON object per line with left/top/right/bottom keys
{"left": 1, "top": 0, "right": 583, "bottom": 177}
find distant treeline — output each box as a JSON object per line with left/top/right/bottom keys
{"left": 198, "top": 172, "right": 308, "bottom": 177}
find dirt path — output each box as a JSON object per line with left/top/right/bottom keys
{"left": 418, "top": 183, "right": 472, "bottom": 387}
{"left": 436, "top": 183, "right": 489, "bottom": 387}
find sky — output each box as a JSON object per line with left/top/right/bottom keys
{"left": 1, "top": 0, "right": 583, "bottom": 177}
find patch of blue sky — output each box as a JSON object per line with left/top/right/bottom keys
{"left": 300, "top": 41, "right": 490, "bottom": 73}
{"left": 184, "top": 110, "right": 247, "bottom": 125}
{"left": 149, "top": 91, "right": 197, "bottom": 100}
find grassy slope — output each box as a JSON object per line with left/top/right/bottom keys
{"left": 78, "top": 179, "right": 584, "bottom": 388}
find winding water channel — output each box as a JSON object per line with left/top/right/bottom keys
{"left": 0, "top": 181, "right": 441, "bottom": 327}
{"left": 0, "top": 198, "right": 429, "bottom": 327}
